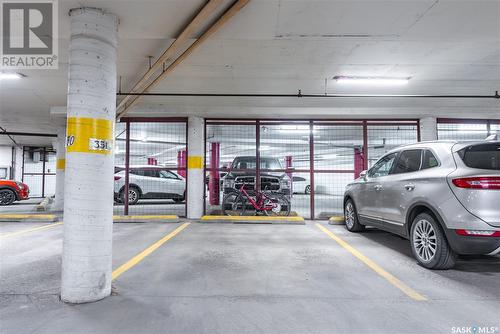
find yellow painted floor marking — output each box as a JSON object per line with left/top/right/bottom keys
{"left": 316, "top": 223, "right": 427, "bottom": 301}
{"left": 201, "top": 215, "right": 304, "bottom": 221}
{"left": 112, "top": 222, "right": 190, "bottom": 281}
{"left": 0, "top": 222, "right": 63, "bottom": 238}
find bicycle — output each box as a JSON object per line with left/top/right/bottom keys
{"left": 222, "top": 183, "right": 291, "bottom": 216}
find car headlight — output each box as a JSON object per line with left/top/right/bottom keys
{"left": 224, "top": 178, "right": 235, "bottom": 189}
{"left": 280, "top": 179, "right": 290, "bottom": 189}
{"left": 15, "top": 181, "right": 25, "bottom": 190}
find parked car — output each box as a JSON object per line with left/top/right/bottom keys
{"left": 292, "top": 176, "right": 311, "bottom": 194}
{"left": 114, "top": 166, "right": 185, "bottom": 205}
{"left": 344, "top": 140, "right": 500, "bottom": 269}
{"left": 0, "top": 180, "right": 29, "bottom": 205}
{"left": 222, "top": 156, "right": 291, "bottom": 197}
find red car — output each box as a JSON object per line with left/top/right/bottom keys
{"left": 0, "top": 180, "right": 29, "bottom": 205}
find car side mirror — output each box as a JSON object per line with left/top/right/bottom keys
{"left": 359, "top": 170, "right": 367, "bottom": 180}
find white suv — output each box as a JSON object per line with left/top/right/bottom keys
{"left": 114, "top": 166, "right": 185, "bottom": 205}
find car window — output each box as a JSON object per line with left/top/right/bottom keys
{"left": 160, "top": 171, "right": 178, "bottom": 179}
{"left": 130, "top": 169, "right": 144, "bottom": 176}
{"left": 458, "top": 143, "right": 500, "bottom": 171}
{"left": 421, "top": 150, "right": 439, "bottom": 170}
{"left": 368, "top": 153, "right": 397, "bottom": 178}
{"left": 146, "top": 169, "right": 161, "bottom": 178}
{"left": 392, "top": 150, "right": 422, "bottom": 174}
{"left": 293, "top": 176, "right": 306, "bottom": 182}
{"left": 232, "top": 157, "right": 282, "bottom": 170}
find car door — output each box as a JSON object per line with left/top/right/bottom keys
{"left": 356, "top": 153, "right": 397, "bottom": 223}
{"left": 379, "top": 149, "right": 423, "bottom": 234}
{"left": 142, "top": 169, "right": 162, "bottom": 196}
{"left": 159, "top": 170, "right": 185, "bottom": 196}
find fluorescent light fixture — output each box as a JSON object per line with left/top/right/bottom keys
{"left": 333, "top": 76, "right": 410, "bottom": 86}
{"left": 0, "top": 72, "right": 24, "bottom": 80}
{"left": 279, "top": 125, "right": 316, "bottom": 134}
{"left": 259, "top": 145, "right": 271, "bottom": 151}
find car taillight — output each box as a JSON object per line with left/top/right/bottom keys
{"left": 456, "top": 229, "right": 500, "bottom": 237}
{"left": 452, "top": 177, "right": 500, "bottom": 189}
{"left": 114, "top": 176, "right": 121, "bottom": 181}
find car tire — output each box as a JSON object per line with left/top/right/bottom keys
{"left": 0, "top": 189, "right": 16, "bottom": 206}
{"left": 344, "top": 199, "right": 364, "bottom": 232}
{"left": 121, "top": 187, "right": 140, "bottom": 205}
{"left": 305, "top": 185, "right": 311, "bottom": 195}
{"left": 410, "top": 213, "right": 456, "bottom": 270}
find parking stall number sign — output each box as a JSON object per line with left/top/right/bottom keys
{"left": 89, "top": 138, "right": 111, "bottom": 152}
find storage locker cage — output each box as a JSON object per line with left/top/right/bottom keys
{"left": 114, "top": 118, "right": 188, "bottom": 217}
{"left": 204, "top": 119, "right": 420, "bottom": 220}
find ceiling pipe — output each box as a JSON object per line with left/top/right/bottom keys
{"left": 0, "top": 131, "right": 57, "bottom": 137}
{"left": 117, "top": 0, "right": 251, "bottom": 119}
{"left": 116, "top": 0, "right": 226, "bottom": 113}
{"left": 116, "top": 90, "right": 500, "bottom": 99}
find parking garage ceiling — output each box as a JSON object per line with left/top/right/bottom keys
{"left": 1, "top": 0, "right": 500, "bottom": 144}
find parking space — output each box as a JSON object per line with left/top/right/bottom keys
{"left": 1, "top": 221, "right": 498, "bottom": 334}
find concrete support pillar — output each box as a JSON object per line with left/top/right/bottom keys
{"left": 187, "top": 117, "right": 205, "bottom": 219}
{"left": 61, "top": 8, "right": 118, "bottom": 304}
{"left": 54, "top": 126, "right": 66, "bottom": 211}
{"left": 420, "top": 117, "right": 438, "bottom": 141}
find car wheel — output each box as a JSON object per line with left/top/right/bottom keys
{"left": 121, "top": 187, "right": 140, "bottom": 205}
{"left": 305, "top": 185, "right": 311, "bottom": 195}
{"left": 344, "top": 199, "right": 364, "bottom": 232}
{"left": 0, "top": 189, "right": 16, "bottom": 206}
{"left": 410, "top": 213, "right": 456, "bottom": 270}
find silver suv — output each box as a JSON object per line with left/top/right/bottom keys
{"left": 344, "top": 140, "right": 500, "bottom": 269}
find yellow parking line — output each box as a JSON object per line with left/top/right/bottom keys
{"left": 0, "top": 222, "right": 63, "bottom": 238}
{"left": 316, "top": 223, "right": 427, "bottom": 301}
{"left": 112, "top": 222, "right": 190, "bottom": 281}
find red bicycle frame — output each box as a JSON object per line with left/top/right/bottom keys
{"left": 237, "top": 184, "right": 276, "bottom": 212}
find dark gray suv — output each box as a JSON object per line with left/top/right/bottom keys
{"left": 344, "top": 141, "right": 500, "bottom": 269}
{"left": 222, "top": 156, "right": 291, "bottom": 197}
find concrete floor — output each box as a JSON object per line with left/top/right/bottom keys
{"left": 1, "top": 221, "right": 499, "bottom": 334}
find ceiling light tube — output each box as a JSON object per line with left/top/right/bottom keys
{"left": 334, "top": 76, "right": 410, "bottom": 86}
{"left": 0, "top": 72, "right": 24, "bottom": 80}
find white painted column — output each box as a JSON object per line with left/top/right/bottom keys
{"left": 420, "top": 116, "right": 438, "bottom": 141}
{"left": 187, "top": 116, "right": 205, "bottom": 219}
{"left": 61, "top": 8, "right": 118, "bottom": 304}
{"left": 53, "top": 126, "right": 66, "bottom": 211}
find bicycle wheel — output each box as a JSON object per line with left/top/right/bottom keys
{"left": 222, "top": 192, "right": 247, "bottom": 216}
{"left": 263, "top": 193, "right": 291, "bottom": 217}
